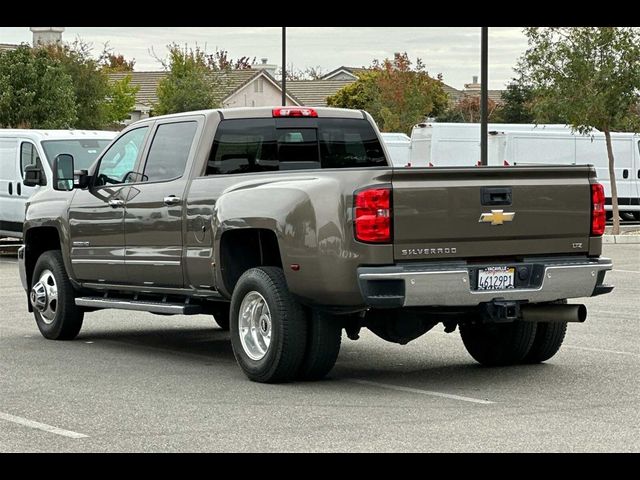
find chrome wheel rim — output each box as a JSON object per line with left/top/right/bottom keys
{"left": 30, "top": 269, "right": 58, "bottom": 324}
{"left": 238, "top": 291, "right": 272, "bottom": 361}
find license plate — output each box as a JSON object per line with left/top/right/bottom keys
{"left": 477, "top": 266, "right": 515, "bottom": 290}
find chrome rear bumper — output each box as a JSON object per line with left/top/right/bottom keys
{"left": 358, "top": 257, "right": 613, "bottom": 307}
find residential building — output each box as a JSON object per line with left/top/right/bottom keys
{"left": 109, "top": 68, "right": 300, "bottom": 124}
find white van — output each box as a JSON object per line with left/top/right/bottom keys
{"left": 380, "top": 132, "right": 411, "bottom": 167}
{"left": 0, "top": 130, "right": 116, "bottom": 238}
{"left": 490, "top": 130, "right": 640, "bottom": 217}
{"left": 409, "top": 122, "right": 586, "bottom": 168}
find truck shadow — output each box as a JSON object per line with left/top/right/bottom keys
{"left": 79, "top": 325, "right": 564, "bottom": 393}
{"left": 80, "top": 326, "right": 234, "bottom": 362}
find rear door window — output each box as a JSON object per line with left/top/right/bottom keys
{"left": 143, "top": 121, "right": 198, "bottom": 183}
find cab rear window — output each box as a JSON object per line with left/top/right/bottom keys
{"left": 206, "top": 118, "right": 387, "bottom": 175}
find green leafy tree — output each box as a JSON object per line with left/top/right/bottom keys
{"left": 327, "top": 71, "right": 378, "bottom": 109}
{"left": 518, "top": 27, "right": 640, "bottom": 234}
{"left": 104, "top": 75, "right": 139, "bottom": 127}
{"left": 0, "top": 45, "right": 77, "bottom": 128}
{"left": 328, "top": 53, "right": 448, "bottom": 134}
{"left": 499, "top": 80, "right": 535, "bottom": 123}
{"left": 154, "top": 44, "right": 220, "bottom": 115}
{"left": 43, "top": 41, "right": 113, "bottom": 129}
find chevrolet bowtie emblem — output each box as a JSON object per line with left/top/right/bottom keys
{"left": 479, "top": 209, "right": 515, "bottom": 225}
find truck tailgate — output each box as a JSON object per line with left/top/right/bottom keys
{"left": 392, "top": 166, "right": 593, "bottom": 261}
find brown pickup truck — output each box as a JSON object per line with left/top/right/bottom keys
{"left": 18, "top": 107, "right": 614, "bottom": 383}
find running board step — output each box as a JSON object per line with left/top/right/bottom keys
{"left": 75, "top": 297, "right": 203, "bottom": 315}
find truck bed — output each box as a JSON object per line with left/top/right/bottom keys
{"left": 391, "top": 165, "right": 597, "bottom": 261}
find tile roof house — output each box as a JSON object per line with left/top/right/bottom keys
{"left": 321, "top": 66, "right": 369, "bottom": 81}
{"left": 458, "top": 76, "right": 505, "bottom": 105}
{"left": 109, "top": 69, "right": 300, "bottom": 124}
{"left": 284, "top": 80, "right": 354, "bottom": 107}
{"left": 108, "top": 67, "right": 504, "bottom": 126}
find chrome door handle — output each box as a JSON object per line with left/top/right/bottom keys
{"left": 163, "top": 196, "right": 181, "bottom": 206}
{"left": 108, "top": 198, "right": 124, "bottom": 208}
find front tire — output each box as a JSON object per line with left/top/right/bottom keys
{"left": 31, "top": 250, "right": 84, "bottom": 340}
{"left": 230, "top": 267, "right": 307, "bottom": 383}
{"left": 460, "top": 321, "right": 537, "bottom": 366}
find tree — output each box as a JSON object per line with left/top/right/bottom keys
{"left": 99, "top": 48, "right": 135, "bottom": 72}
{"left": 205, "top": 49, "right": 254, "bottom": 71}
{"left": 43, "top": 41, "right": 113, "bottom": 129}
{"left": 103, "top": 75, "right": 139, "bottom": 127}
{"left": 154, "top": 44, "right": 219, "bottom": 115}
{"left": 437, "top": 96, "right": 499, "bottom": 123}
{"left": 0, "top": 46, "right": 77, "bottom": 128}
{"left": 518, "top": 27, "right": 640, "bottom": 234}
{"left": 327, "top": 71, "right": 378, "bottom": 109}
{"left": 276, "top": 65, "right": 326, "bottom": 81}
{"left": 328, "top": 53, "right": 448, "bottom": 134}
{"left": 499, "top": 80, "right": 535, "bottom": 123}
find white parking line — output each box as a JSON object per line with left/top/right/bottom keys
{"left": 613, "top": 269, "right": 640, "bottom": 274}
{"left": 348, "top": 379, "right": 494, "bottom": 405}
{"left": 564, "top": 345, "right": 640, "bottom": 358}
{"left": 0, "top": 411, "right": 88, "bottom": 439}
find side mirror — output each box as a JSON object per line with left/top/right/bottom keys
{"left": 23, "top": 165, "right": 44, "bottom": 187}
{"left": 123, "top": 171, "right": 148, "bottom": 183}
{"left": 52, "top": 154, "right": 75, "bottom": 191}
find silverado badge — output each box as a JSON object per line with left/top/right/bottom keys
{"left": 479, "top": 209, "right": 515, "bottom": 225}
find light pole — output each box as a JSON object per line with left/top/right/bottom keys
{"left": 480, "top": 27, "right": 488, "bottom": 166}
{"left": 282, "top": 27, "right": 287, "bottom": 106}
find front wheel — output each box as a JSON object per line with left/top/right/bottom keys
{"left": 31, "top": 250, "right": 84, "bottom": 340}
{"left": 230, "top": 267, "right": 307, "bottom": 383}
{"left": 459, "top": 321, "right": 537, "bottom": 366}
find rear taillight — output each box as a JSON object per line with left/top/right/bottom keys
{"left": 354, "top": 187, "right": 392, "bottom": 243}
{"left": 591, "top": 183, "right": 606, "bottom": 236}
{"left": 272, "top": 108, "right": 317, "bottom": 117}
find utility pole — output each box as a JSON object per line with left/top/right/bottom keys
{"left": 282, "top": 27, "right": 287, "bottom": 106}
{"left": 480, "top": 26, "right": 488, "bottom": 166}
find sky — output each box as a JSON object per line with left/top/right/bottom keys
{"left": 1, "top": 27, "right": 529, "bottom": 90}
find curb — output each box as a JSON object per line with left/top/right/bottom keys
{"left": 603, "top": 235, "right": 640, "bottom": 244}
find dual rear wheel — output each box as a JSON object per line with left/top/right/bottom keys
{"left": 229, "top": 267, "right": 342, "bottom": 383}
{"left": 460, "top": 306, "right": 568, "bottom": 366}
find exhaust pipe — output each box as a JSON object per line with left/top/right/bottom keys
{"left": 521, "top": 304, "right": 587, "bottom": 323}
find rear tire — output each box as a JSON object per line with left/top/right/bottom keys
{"left": 230, "top": 267, "right": 307, "bottom": 383}
{"left": 521, "top": 299, "right": 568, "bottom": 363}
{"left": 460, "top": 321, "right": 537, "bottom": 366}
{"left": 31, "top": 250, "right": 84, "bottom": 340}
{"left": 297, "top": 310, "right": 342, "bottom": 381}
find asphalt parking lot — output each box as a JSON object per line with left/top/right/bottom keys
{"left": 0, "top": 244, "right": 638, "bottom": 452}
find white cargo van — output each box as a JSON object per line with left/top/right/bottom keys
{"left": 490, "top": 130, "right": 640, "bottom": 217}
{"left": 380, "top": 132, "right": 411, "bottom": 167}
{"left": 0, "top": 130, "right": 116, "bottom": 238}
{"left": 409, "top": 122, "right": 585, "bottom": 168}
